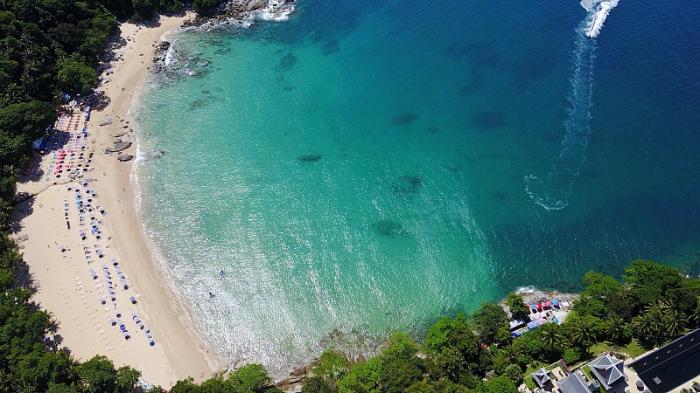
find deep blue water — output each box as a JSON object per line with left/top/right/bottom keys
{"left": 135, "top": 0, "right": 700, "bottom": 373}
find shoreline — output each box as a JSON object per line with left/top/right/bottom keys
{"left": 13, "top": 13, "right": 221, "bottom": 388}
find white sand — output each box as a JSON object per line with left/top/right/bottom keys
{"left": 13, "top": 14, "right": 221, "bottom": 388}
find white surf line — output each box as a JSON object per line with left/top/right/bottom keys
{"left": 524, "top": 0, "right": 620, "bottom": 211}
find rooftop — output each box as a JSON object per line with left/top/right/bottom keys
{"left": 588, "top": 353, "right": 625, "bottom": 389}
{"left": 533, "top": 368, "right": 552, "bottom": 388}
{"left": 557, "top": 373, "right": 592, "bottom": 393}
{"left": 630, "top": 329, "right": 700, "bottom": 392}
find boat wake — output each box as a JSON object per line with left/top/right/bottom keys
{"left": 524, "top": 0, "right": 619, "bottom": 211}
{"left": 582, "top": 0, "right": 620, "bottom": 38}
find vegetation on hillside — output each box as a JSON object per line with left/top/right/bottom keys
{"left": 0, "top": 0, "right": 220, "bottom": 392}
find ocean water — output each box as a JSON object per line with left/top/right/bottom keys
{"left": 134, "top": 0, "right": 700, "bottom": 374}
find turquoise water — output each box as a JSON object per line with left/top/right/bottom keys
{"left": 135, "top": 0, "right": 700, "bottom": 373}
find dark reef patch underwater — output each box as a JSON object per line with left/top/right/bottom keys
{"left": 392, "top": 175, "right": 423, "bottom": 195}
{"left": 392, "top": 113, "right": 418, "bottom": 126}
{"left": 472, "top": 111, "right": 507, "bottom": 130}
{"left": 277, "top": 53, "right": 298, "bottom": 71}
{"left": 297, "top": 154, "right": 322, "bottom": 162}
{"left": 372, "top": 220, "right": 409, "bottom": 238}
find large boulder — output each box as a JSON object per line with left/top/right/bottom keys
{"left": 105, "top": 140, "right": 132, "bottom": 153}
{"left": 246, "top": 0, "right": 268, "bottom": 11}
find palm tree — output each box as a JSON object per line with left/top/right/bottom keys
{"left": 633, "top": 311, "right": 663, "bottom": 347}
{"left": 500, "top": 344, "right": 519, "bottom": 364}
{"left": 650, "top": 300, "right": 673, "bottom": 315}
{"left": 607, "top": 315, "right": 628, "bottom": 344}
{"left": 569, "top": 322, "right": 596, "bottom": 349}
{"left": 664, "top": 309, "right": 687, "bottom": 338}
{"left": 541, "top": 324, "right": 566, "bottom": 353}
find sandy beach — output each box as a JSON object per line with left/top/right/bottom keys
{"left": 13, "top": 14, "right": 220, "bottom": 388}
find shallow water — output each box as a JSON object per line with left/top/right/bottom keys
{"left": 135, "top": 0, "right": 700, "bottom": 374}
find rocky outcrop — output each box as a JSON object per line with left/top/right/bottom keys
{"left": 105, "top": 140, "right": 131, "bottom": 153}
{"left": 153, "top": 41, "right": 170, "bottom": 64}
{"left": 185, "top": 0, "right": 296, "bottom": 27}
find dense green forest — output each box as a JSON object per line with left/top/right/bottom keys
{"left": 1, "top": 1, "right": 699, "bottom": 392}
{"left": 0, "top": 1, "right": 224, "bottom": 392}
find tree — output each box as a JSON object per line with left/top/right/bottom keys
{"left": 624, "top": 260, "right": 683, "bottom": 306}
{"left": 473, "top": 302, "right": 509, "bottom": 345}
{"left": 632, "top": 309, "right": 665, "bottom": 348}
{"left": 169, "top": 378, "right": 199, "bottom": 393}
{"left": 407, "top": 378, "right": 470, "bottom": 393}
{"left": 15, "top": 349, "right": 77, "bottom": 392}
{"left": 0, "top": 100, "right": 54, "bottom": 139}
{"left": 46, "top": 384, "right": 80, "bottom": 393}
{"left": 564, "top": 315, "right": 604, "bottom": 351}
{"left": 314, "top": 349, "right": 349, "bottom": 386}
{"left": 76, "top": 356, "right": 118, "bottom": 393}
{"left": 479, "top": 376, "right": 517, "bottom": 393}
{"left": 0, "top": 100, "right": 54, "bottom": 166}
{"left": 605, "top": 315, "right": 632, "bottom": 345}
{"left": 539, "top": 323, "right": 566, "bottom": 355}
{"left": 567, "top": 321, "right": 596, "bottom": 350}
{"left": 661, "top": 306, "right": 687, "bottom": 339}
{"left": 131, "top": 0, "right": 158, "bottom": 20}
{"left": 576, "top": 271, "right": 629, "bottom": 319}
{"left": 503, "top": 364, "right": 523, "bottom": 385}
{"left": 491, "top": 344, "right": 529, "bottom": 374}
{"left": 666, "top": 287, "right": 698, "bottom": 315}
{"left": 425, "top": 314, "right": 483, "bottom": 383}
{"left": 337, "top": 358, "right": 380, "bottom": 393}
{"left": 378, "top": 332, "right": 424, "bottom": 393}
{"left": 227, "top": 364, "right": 272, "bottom": 393}
{"left": 562, "top": 347, "right": 582, "bottom": 365}
{"left": 505, "top": 293, "right": 530, "bottom": 321}
{"left": 303, "top": 377, "right": 332, "bottom": 393}
{"left": 192, "top": 0, "right": 222, "bottom": 15}
{"left": 57, "top": 58, "right": 98, "bottom": 95}
{"left": 115, "top": 366, "right": 140, "bottom": 393}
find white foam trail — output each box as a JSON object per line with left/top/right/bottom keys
{"left": 581, "top": 0, "right": 620, "bottom": 38}
{"left": 524, "top": 26, "right": 596, "bottom": 211}
{"left": 524, "top": 1, "right": 619, "bottom": 211}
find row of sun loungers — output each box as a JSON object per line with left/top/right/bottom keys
{"left": 56, "top": 119, "right": 157, "bottom": 348}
